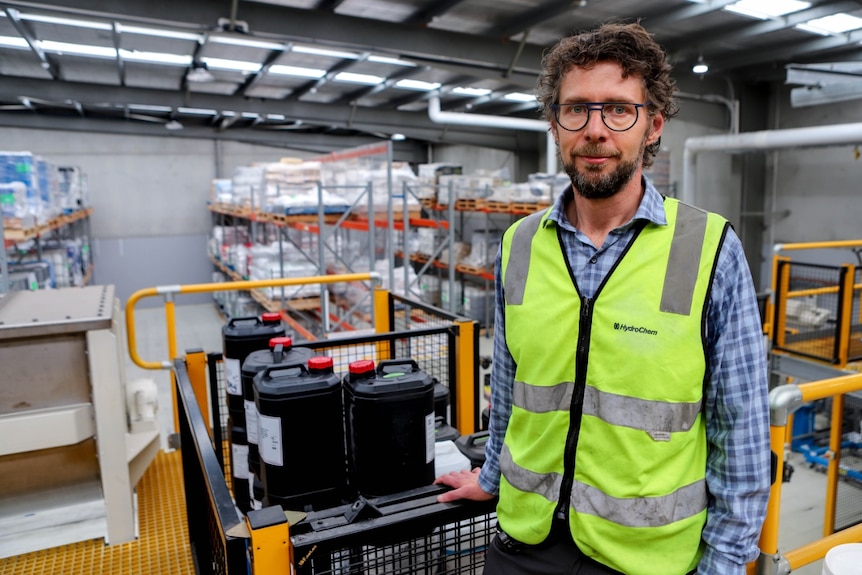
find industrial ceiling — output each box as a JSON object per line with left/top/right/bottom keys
{"left": 1, "top": 0, "right": 861, "bottom": 154}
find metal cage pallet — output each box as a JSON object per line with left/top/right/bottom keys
{"left": 176, "top": 293, "right": 491, "bottom": 575}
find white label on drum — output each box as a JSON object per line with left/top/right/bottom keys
{"left": 225, "top": 357, "right": 241, "bottom": 396}
{"left": 231, "top": 443, "right": 249, "bottom": 479}
{"left": 244, "top": 399, "right": 259, "bottom": 444}
{"left": 426, "top": 412, "right": 435, "bottom": 464}
{"left": 258, "top": 413, "right": 283, "bottom": 467}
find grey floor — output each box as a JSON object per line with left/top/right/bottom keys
{"left": 123, "top": 302, "right": 858, "bottom": 575}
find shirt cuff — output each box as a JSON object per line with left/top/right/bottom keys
{"left": 698, "top": 546, "right": 748, "bottom": 575}
{"left": 477, "top": 467, "right": 500, "bottom": 497}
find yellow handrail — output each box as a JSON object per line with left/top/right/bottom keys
{"left": 125, "top": 272, "right": 381, "bottom": 370}
{"left": 775, "top": 239, "right": 862, "bottom": 251}
{"left": 757, "top": 372, "right": 862, "bottom": 573}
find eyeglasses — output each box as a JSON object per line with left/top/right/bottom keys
{"left": 550, "top": 102, "right": 650, "bottom": 132}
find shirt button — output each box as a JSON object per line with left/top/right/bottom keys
{"left": 589, "top": 257, "right": 597, "bottom": 264}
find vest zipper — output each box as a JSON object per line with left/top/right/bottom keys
{"left": 555, "top": 295, "right": 593, "bottom": 523}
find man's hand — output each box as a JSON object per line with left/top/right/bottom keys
{"left": 434, "top": 468, "right": 495, "bottom": 503}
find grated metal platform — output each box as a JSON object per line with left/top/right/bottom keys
{"left": 0, "top": 450, "right": 194, "bottom": 575}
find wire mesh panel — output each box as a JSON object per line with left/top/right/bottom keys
{"left": 176, "top": 359, "right": 249, "bottom": 575}
{"left": 208, "top": 352, "right": 233, "bottom": 492}
{"left": 774, "top": 261, "right": 845, "bottom": 363}
{"left": 851, "top": 268, "right": 862, "bottom": 363}
{"left": 290, "top": 487, "right": 496, "bottom": 575}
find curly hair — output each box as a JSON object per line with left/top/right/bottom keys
{"left": 536, "top": 22, "right": 678, "bottom": 168}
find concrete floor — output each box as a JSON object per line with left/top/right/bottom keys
{"left": 123, "top": 302, "right": 860, "bottom": 575}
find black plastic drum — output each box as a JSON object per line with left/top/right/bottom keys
{"left": 241, "top": 337, "right": 314, "bottom": 479}
{"left": 222, "top": 313, "right": 285, "bottom": 420}
{"left": 343, "top": 358, "right": 435, "bottom": 497}
{"left": 255, "top": 357, "right": 347, "bottom": 511}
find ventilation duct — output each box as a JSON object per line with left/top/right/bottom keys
{"left": 428, "top": 96, "right": 557, "bottom": 174}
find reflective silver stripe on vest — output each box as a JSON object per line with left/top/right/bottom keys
{"left": 570, "top": 478, "right": 707, "bottom": 528}
{"left": 504, "top": 210, "right": 547, "bottom": 306}
{"left": 500, "top": 443, "right": 563, "bottom": 502}
{"left": 660, "top": 202, "right": 708, "bottom": 316}
{"left": 513, "top": 380, "right": 574, "bottom": 413}
{"left": 513, "top": 381, "right": 700, "bottom": 434}
{"left": 582, "top": 386, "right": 702, "bottom": 434}
{"left": 501, "top": 443, "right": 708, "bottom": 527}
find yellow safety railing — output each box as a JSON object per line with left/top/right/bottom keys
{"left": 125, "top": 273, "right": 381, "bottom": 435}
{"left": 754, "top": 373, "right": 862, "bottom": 574}
{"left": 125, "top": 273, "right": 381, "bottom": 371}
{"left": 770, "top": 239, "right": 862, "bottom": 367}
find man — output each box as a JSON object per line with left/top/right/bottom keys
{"left": 435, "top": 22, "right": 770, "bottom": 575}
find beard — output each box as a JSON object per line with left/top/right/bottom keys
{"left": 562, "top": 142, "right": 643, "bottom": 200}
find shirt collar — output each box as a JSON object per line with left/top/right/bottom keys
{"left": 545, "top": 175, "right": 668, "bottom": 231}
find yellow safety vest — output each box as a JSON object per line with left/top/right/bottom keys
{"left": 498, "top": 197, "right": 729, "bottom": 575}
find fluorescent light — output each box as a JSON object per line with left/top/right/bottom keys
{"left": 241, "top": 112, "right": 260, "bottom": 119}
{"left": 504, "top": 92, "right": 537, "bottom": 102}
{"left": 693, "top": 62, "right": 709, "bottom": 74}
{"left": 452, "top": 87, "right": 492, "bottom": 96}
{"left": 202, "top": 57, "right": 261, "bottom": 73}
{"left": 391, "top": 133, "right": 406, "bottom": 141}
{"left": 119, "top": 49, "right": 192, "bottom": 66}
{"left": 269, "top": 64, "right": 326, "bottom": 78}
{"left": 724, "top": 0, "right": 809, "bottom": 20}
{"left": 395, "top": 79, "right": 441, "bottom": 91}
{"left": 368, "top": 55, "right": 415, "bottom": 66}
{"left": 335, "top": 72, "right": 384, "bottom": 85}
{"left": 164, "top": 120, "right": 184, "bottom": 131}
{"left": 177, "top": 107, "right": 218, "bottom": 115}
{"left": 266, "top": 113, "right": 286, "bottom": 120}
{"left": 294, "top": 45, "right": 359, "bottom": 60}
{"left": 0, "top": 35, "right": 28, "bottom": 49}
{"left": 128, "top": 104, "right": 173, "bottom": 113}
{"left": 797, "top": 13, "right": 862, "bottom": 34}
{"left": 40, "top": 40, "right": 116, "bottom": 58}
{"left": 21, "top": 13, "right": 111, "bottom": 30}
{"left": 210, "top": 36, "right": 284, "bottom": 50}
{"left": 120, "top": 24, "right": 202, "bottom": 41}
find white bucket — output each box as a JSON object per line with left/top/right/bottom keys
{"left": 435, "top": 440, "right": 471, "bottom": 478}
{"left": 822, "top": 543, "right": 862, "bottom": 575}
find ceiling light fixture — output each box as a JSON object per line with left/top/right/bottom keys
{"left": 692, "top": 56, "right": 709, "bottom": 75}
{"left": 164, "top": 120, "right": 184, "bottom": 131}
{"left": 187, "top": 61, "right": 215, "bottom": 83}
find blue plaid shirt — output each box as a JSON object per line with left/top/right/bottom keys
{"left": 478, "top": 177, "right": 770, "bottom": 574}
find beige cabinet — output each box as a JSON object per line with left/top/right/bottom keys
{"left": 0, "top": 285, "right": 159, "bottom": 558}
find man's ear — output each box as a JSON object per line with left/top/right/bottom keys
{"left": 550, "top": 121, "right": 560, "bottom": 145}
{"left": 646, "top": 113, "right": 664, "bottom": 147}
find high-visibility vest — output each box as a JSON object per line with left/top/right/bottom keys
{"left": 498, "top": 197, "right": 729, "bottom": 575}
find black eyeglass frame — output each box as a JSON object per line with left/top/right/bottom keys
{"left": 550, "top": 102, "right": 651, "bottom": 132}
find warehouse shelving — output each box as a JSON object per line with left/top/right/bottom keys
{"left": 207, "top": 142, "right": 552, "bottom": 333}
{"left": 208, "top": 143, "right": 411, "bottom": 338}
{"left": 1, "top": 207, "right": 94, "bottom": 294}
{"left": 400, "top": 180, "right": 550, "bottom": 327}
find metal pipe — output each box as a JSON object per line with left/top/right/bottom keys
{"left": 682, "top": 122, "right": 862, "bottom": 205}
{"left": 427, "top": 95, "right": 557, "bottom": 174}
